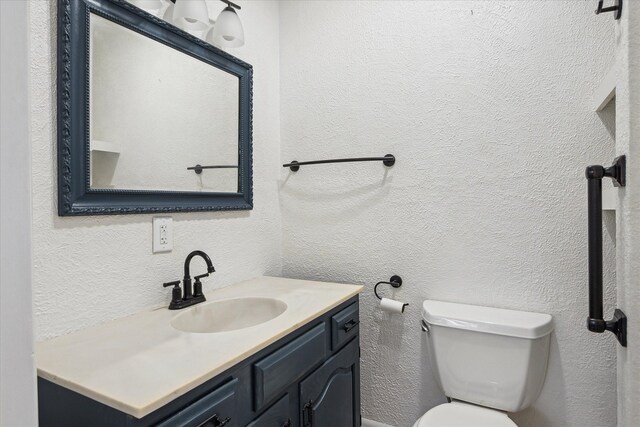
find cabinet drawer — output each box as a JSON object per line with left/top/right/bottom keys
{"left": 253, "top": 323, "right": 327, "bottom": 410}
{"left": 246, "top": 394, "right": 291, "bottom": 427}
{"left": 156, "top": 378, "right": 238, "bottom": 427}
{"left": 331, "top": 302, "right": 359, "bottom": 350}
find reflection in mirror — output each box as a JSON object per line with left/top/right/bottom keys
{"left": 89, "top": 12, "right": 239, "bottom": 193}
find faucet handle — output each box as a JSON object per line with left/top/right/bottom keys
{"left": 163, "top": 280, "right": 182, "bottom": 308}
{"left": 163, "top": 280, "right": 181, "bottom": 288}
{"left": 193, "top": 273, "right": 209, "bottom": 298}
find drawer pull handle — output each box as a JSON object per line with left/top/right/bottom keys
{"left": 282, "top": 419, "right": 292, "bottom": 427}
{"left": 303, "top": 400, "right": 314, "bottom": 427}
{"left": 342, "top": 319, "right": 359, "bottom": 332}
{"left": 200, "top": 414, "right": 230, "bottom": 427}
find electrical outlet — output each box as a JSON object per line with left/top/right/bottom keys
{"left": 153, "top": 217, "right": 173, "bottom": 253}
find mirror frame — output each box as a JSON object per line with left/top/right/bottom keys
{"left": 57, "top": 0, "right": 253, "bottom": 216}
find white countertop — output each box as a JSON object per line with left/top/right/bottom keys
{"left": 36, "top": 276, "right": 363, "bottom": 418}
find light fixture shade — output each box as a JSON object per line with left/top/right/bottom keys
{"left": 210, "top": 6, "right": 244, "bottom": 48}
{"left": 162, "top": 2, "right": 174, "bottom": 21}
{"left": 204, "top": 0, "right": 219, "bottom": 21}
{"left": 129, "top": 0, "right": 163, "bottom": 16}
{"left": 173, "top": 0, "right": 210, "bottom": 31}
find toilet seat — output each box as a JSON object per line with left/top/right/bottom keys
{"left": 414, "top": 402, "right": 517, "bottom": 427}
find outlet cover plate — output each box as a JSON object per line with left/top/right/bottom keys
{"left": 153, "top": 217, "right": 173, "bottom": 253}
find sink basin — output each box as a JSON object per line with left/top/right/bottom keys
{"left": 170, "top": 297, "right": 288, "bottom": 333}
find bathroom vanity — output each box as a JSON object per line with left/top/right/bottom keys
{"left": 37, "top": 277, "right": 362, "bottom": 426}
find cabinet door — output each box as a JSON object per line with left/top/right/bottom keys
{"left": 299, "top": 339, "right": 360, "bottom": 427}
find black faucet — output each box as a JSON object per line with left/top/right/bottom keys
{"left": 163, "top": 250, "right": 215, "bottom": 310}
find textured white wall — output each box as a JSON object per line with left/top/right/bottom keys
{"left": 615, "top": 2, "right": 640, "bottom": 425}
{"left": 1, "top": 1, "right": 38, "bottom": 425}
{"left": 30, "top": 0, "right": 283, "bottom": 341}
{"left": 278, "top": 2, "right": 617, "bottom": 426}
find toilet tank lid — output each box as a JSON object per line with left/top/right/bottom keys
{"left": 422, "top": 300, "right": 553, "bottom": 339}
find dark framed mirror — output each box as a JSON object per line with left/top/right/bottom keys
{"left": 57, "top": 0, "right": 252, "bottom": 216}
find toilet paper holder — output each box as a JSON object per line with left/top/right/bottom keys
{"left": 374, "top": 275, "right": 404, "bottom": 300}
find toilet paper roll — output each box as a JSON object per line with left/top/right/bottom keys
{"left": 380, "top": 297, "right": 408, "bottom": 314}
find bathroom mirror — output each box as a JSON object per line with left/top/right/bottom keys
{"left": 58, "top": 0, "right": 252, "bottom": 215}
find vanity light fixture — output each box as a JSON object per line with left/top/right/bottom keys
{"left": 167, "top": 0, "right": 245, "bottom": 47}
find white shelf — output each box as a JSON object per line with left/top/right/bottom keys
{"left": 593, "top": 62, "right": 617, "bottom": 112}
{"left": 91, "top": 140, "right": 121, "bottom": 154}
{"left": 602, "top": 187, "right": 617, "bottom": 211}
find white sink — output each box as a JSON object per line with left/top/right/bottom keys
{"left": 170, "top": 297, "right": 288, "bottom": 333}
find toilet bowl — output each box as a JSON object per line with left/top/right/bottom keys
{"left": 412, "top": 402, "right": 516, "bottom": 427}
{"left": 414, "top": 300, "right": 553, "bottom": 427}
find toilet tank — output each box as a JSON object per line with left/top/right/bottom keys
{"left": 422, "top": 300, "right": 553, "bottom": 413}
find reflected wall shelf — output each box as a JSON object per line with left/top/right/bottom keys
{"left": 593, "top": 61, "right": 618, "bottom": 211}
{"left": 593, "top": 62, "right": 617, "bottom": 112}
{"left": 91, "top": 140, "right": 121, "bottom": 154}
{"left": 602, "top": 187, "right": 617, "bottom": 211}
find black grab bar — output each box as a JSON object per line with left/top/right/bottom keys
{"left": 585, "top": 155, "right": 627, "bottom": 347}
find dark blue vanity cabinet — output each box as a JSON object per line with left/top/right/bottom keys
{"left": 38, "top": 297, "right": 361, "bottom": 427}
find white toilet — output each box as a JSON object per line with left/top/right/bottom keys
{"left": 414, "top": 300, "right": 554, "bottom": 427}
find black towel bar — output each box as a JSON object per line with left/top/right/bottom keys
{"left": 283, "top": 154, "right": 395, "bottom": 172}
{"left": 187, "top": 164, "right": 239, "bottom": 174}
